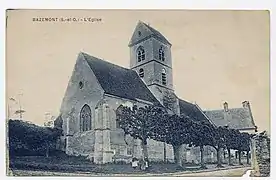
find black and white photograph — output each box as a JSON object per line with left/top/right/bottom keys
{"left": 5, "top": 9, "right": 271, "bottom": 177}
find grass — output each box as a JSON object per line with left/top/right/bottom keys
{"left": 8, "top": 153, "right": 249, "bottom": 176}
{"left": 9, "top": 155, "right": 193, "bottom": 174}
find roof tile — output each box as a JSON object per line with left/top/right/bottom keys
{"left": 81, "top": 52, "right": 161, "bottom": 105}
{"left": 178, "top": 99, "right": 209, "bottom": 123}
{"left": 204, "top": 108, "right": 255, "bottom": 130}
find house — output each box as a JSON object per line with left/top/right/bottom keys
{"left": 204, "top": 101, "right": 257, "bottom": 134}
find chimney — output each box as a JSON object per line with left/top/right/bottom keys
{"left": 242, "top": 101, "right": 250, "bottom": 110}
{"left": 223, "top": 102, "right": 229, "bottom": 112}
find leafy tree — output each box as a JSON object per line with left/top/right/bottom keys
{"left": 115, "top": 105, "right": 167, "bottom": 169}
{"left": 190, "top": 121, "right": 214, "bottom": 169}
{"left": 222, "top": 127, "right": 240, "bottom": 165}
{"left": 236, "top": 132, "right": 251, "bottom": 165}
{"left": 208, "top": 126, "right": 226, "bottom": 167}
{"left": 155, "top": 114, "right": 195, "bottom": 167}
{"left": 8, "top": 119, "right": 62, "bottom": 157}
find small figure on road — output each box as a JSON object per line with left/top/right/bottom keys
{"left": 132, "top": 157, "right": 138, "bottom": 169}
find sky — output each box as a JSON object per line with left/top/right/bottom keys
{"left": 6, "top": 10, "right": 270, "bottom": 133}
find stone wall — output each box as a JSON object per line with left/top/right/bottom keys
{"left": 252, "top": 132, "right": 270, "bottom": 177}
{"left": 66, "top": 131, "right": 95, "bottom": 160}
{"left": 59, "top": 53, "right": 104, "bottom": 158}
{"left": 60, "top": 53, "right": 104, "bottom": 136}
{"left": 104, "top": 94, "right": 174, "bottom": 163}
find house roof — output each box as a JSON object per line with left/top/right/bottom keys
{"left": 81, "top": 52, "right": 161, "bottom": 105}
{"left": 128, "top": 21, "right": 171, "bottom": 47}
{"left": 204, "top": 108, "right": 256, "bottom": 130}
{"left": 178, "top": 99, "right": 210, "bottom": 123}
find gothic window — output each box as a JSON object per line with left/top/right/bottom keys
{"left": 80, "top": 104, "right": 92, "bottom": 132}
{"left": 159, "top": 46, "right": 165, "bottom": 61}
{"left": 162, "top": 68, "right": 167, "bottom": 86}
{"left": 139, "top": 68, "right": 144, "bottom": 78}
{"left": 137, "top": 46, "right": 145, "bottom": 62}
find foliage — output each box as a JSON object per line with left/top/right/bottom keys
{"left": 116, "top": 104, "right": 167, "bottom": 167}
{"left": 116, "top": 105, "right": 167, "bottom": 142}
{"left": 162, "top": 90, "right": 178, "bottom": 113}
{"left": 156, "top": 114, "right": 195, "bottom": 147}
{"left": 116, "top": 103, "right": 253, "bottom": 167}
{"left": 238, "top": 132, "right": 251, "bottom": 152}
{"left": 8, "top": 119, "right": 62, "bottom": 157}
{"left": 190, "top": 121, "right": 215, "bottom": 147}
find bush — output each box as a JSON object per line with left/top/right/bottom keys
{"left": 8, "top": 119, "right": 62, "bottom": 157}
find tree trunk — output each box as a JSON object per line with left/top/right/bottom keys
{"left": 141, "top": 138, "right": 148, "bottom": 170}
{"left": 227, "top": 148, "right": 232, "bottom": 165}
{"left": 216, "top": 147, "right": 223, "bottom": 167}
{"left": 200, "top": 145, "right": 206, "bottom": 169}
{"left": 238, "top": 150, "right": 242, "bottom": 165}
{"left": 141, "top": 139, "right": 148, "bottom": 160}
{"left": 173, "top": 145, "right": 182, "bottom": 167}
{"left": 246, "top": 150, "right": 250, "bottom": 165}
{"left": 163, "top": 142, "right": 166, "bottom": 163}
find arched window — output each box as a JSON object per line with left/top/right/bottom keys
{"left": 139, "top": 68, "right": 144, "bottom": 78}
{"left": 162, "top": 68, "right": 167, "bottom": 86}
{"left": 137, "top": 46, "right": 145, "bottom": 62}
{"left": 159, "top": 46, "right": 165, "bottom": 61}
{"left": 80, "top": 104, "right": 92, "bottom": 132}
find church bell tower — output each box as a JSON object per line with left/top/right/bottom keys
{"left": 128, "top": 21, "right": 177, "bottom": 111}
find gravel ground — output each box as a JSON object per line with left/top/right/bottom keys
{"left": 9, "top": 166, "right": 251, "bottom": 177}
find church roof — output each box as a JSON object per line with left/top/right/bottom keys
{"left": 204, "top": 108, "right": 256, "bottom": 130}
{"left": 128, "top": 21, "right": 172, "bottom": 47}
{"left": 178, "top": 98, "right": 210, "bottom": 123}
{"left": 81, "top": 52, "right": 161, "bottom": 105}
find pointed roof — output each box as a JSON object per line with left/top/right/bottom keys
{"left": 128, "top": 21, "right": 171, "bottom": 47}
{"left": 80, "top": 52, "right": 161, "bottom": 105}
{"left": 178, "top": 98, "right": 210, "bottom": 123}
{"left": 204, "top": 108, "right": 256, "bottom": 130}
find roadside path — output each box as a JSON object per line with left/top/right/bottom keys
{"left": 10, "top": 166, "right": 251, "bottom": 177}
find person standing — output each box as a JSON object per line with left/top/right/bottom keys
{"left": 132, "top": 157, "right": 138, "bottom": 169}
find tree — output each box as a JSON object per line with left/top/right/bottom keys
{"left": 154, "top": 114, "right": 195, "bottom": 167}
{"left": 223, "top": 127, "right": 240, "bottom": 166}
{"left": 237, "top": 132, "right": 251, "bottom": 165}
{"left": 8, "top": 119, "right": 62, "bottom": 157}
{"left": 115, "top": 105, "right": 167, "bottom": 169}
{"left": 190, "top": 121, "right": 214, "bottom": 169}
{"left": 208, "top": 126, "right": 226, "bottom": 167}
{"left": 221, "top": 126, "right": 240, "bottom": 165}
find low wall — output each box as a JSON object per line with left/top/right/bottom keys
{"left": 253, "top": 132, "right": 270, "bottom": 177}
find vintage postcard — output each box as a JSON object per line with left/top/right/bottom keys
{"left": 6, "top": 9, "right": 270, "bottom": 177}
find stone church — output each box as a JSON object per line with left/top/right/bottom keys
{"left": 57, "top": 21, "right": 257, "bottom": 164}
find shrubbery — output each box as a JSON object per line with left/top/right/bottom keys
{"left": 8, "top": 119, "right": 62, "bottom": 157}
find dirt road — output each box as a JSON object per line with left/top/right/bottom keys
{"left": 10, "top": 167, "right": 251, "bottom": 177}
